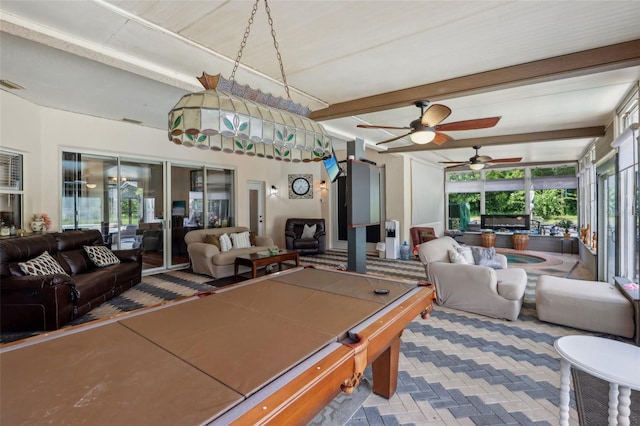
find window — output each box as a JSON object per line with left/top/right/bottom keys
{"left": 485, "top": 169, "right": 526, "bottom": 215}
{"left": 0, "top": 150, "right": 23, "bottom": 230}
{"left": 530, "top": 166, "right": 578, "bottom": 228}
{"left": 446, "top": 171, "right": 481, "bottom": 230}
{"left": 445, "top": 165, "right": 577, "bottom": 232}
{"left": 613, "top": 86, "right": 639, "bottom": 281}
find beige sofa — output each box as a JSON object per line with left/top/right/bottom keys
{"left": 418, "top": 236, "right": 527, "bottom": 321}
{"left": 184, "top": 227, "right": 276, "bottom": 279}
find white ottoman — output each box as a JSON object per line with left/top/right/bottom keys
{"left": 536, "top": 275, "right": 635, "bottom": 338}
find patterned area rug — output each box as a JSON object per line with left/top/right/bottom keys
{"left": 572, "top": 368, "right": 640, "bottom": 426}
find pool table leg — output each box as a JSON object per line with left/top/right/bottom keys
{"left": 371, "top": 334, "right": 400, "bottom": 398}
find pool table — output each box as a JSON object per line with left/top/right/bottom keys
{"left": 0, "top": 266, "right": 434, "bottom": 425}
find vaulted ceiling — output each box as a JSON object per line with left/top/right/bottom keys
{"left": 1, "top": 1, "right": 639, "bottom": 167}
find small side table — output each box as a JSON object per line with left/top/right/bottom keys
{"left": 554, "top": 336, "right": 640, "bottom": 426}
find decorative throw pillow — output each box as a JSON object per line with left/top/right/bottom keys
{"left": 301, "top": 223, "right": 316, "bottom": 239}
{"left": 18, "top": 251, "right": 68, "bottom": 276}
{"left": 230, "top": 231, "right": 251, "bottom": 249}
{"left": 249, "top": 231, "right": 256, "bottom": 246}
{"left": 84, "top": 245, "right": 121, "bottom": 267}
{"left": 455, "top": 246, "right": 475, "bottom": 264}
{"left": 448, "top": 249, "right": 469, "bottom": 264}
{"left": 204, "top": 234, "right": 221, "bottom": 250}
{"left": 219, "top": 233, "right": 233, "bottom": 252}
{"left": 470, "top": 246, "right": 503, "bottom": 270}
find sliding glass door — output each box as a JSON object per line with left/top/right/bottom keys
{"left": 63, "top": 152, "right": 235, "bottom": 273}
{"left": 119, "top": 159, "right": 164, "bottom": 270}
{"left": 597, "top": 159, "right": 617, "bottom": 283}
{"left": 168, "top": 165, "right": 235, "bottom": 268}
{"left": 62, "top": 152, "right": 165, "bottom": 272}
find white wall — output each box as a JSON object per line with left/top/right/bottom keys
{"left": 0, "top": 90, "right": 325, "bottom": 248}
{"left": 410, "top": 158, "right": 445, "bottom": 227}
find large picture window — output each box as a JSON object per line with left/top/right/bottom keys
{"left": 445, "top": 165, "right": 577, "bottom": 233}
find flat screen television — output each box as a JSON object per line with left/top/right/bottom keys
{"left": 323, "top": 149, "right": 343, "bottom": 183}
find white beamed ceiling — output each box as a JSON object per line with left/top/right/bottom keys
{"left": 1, "top": 0, "right": 639, "bottom": 165}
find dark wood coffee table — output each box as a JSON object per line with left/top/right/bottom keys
{"left": 234, "top": 249, "right": 299, "bottom": 281}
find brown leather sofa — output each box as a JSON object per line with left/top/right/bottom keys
{"left": 0, "top": 229, "right": 142, "bottom": 332}
{"left": 285, "top": 218, "right": 326, "bottom": 255}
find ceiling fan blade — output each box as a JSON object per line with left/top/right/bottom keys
{"left": 421, "top": 104, "right": 452, "bottom": 127}
{"left": 439, "top": 161, "right": 469, "bottom": 165}
{"left": 357, "top": 124, "right": 411, "bottom": 130}
{"left": 436, "top": 116, "right": 501, "bottom": 131}
{"left": 375, "top": 132, "right": 412, "bottom": 145}
{"left": 431, "top": 132, "right": 453, "bottom": 145}
{"left": 488, "top": 157, "right": 522, "bottom": 163}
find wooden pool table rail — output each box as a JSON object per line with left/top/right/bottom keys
{"left": 215, "top": 283, "right": 435, "bottom": 425}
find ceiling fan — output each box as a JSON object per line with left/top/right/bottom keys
{"left": 439, "top": 145, "right": 522, "bottom": 170}
{"left": 356, "top": 100, "right": 501, "bottom": 146}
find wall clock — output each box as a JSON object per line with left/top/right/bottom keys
{"left": 288, "top": 174, "right": 313, "bottom": 199}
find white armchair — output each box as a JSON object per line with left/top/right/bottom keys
{"left": 417, "top": 236, "right": 527, "bottom": 320}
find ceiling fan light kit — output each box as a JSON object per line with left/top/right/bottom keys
{"left": 440, "top": 145, "right": 522, "bottom": 170}
{"left": 167, "top": 0, "right": 331, "bottom": 162}
{"left": 409, "top": 129, "right": 436, "bottom": 144}
{"left": 358, "top": 100, "right": 501, "bottom": 147}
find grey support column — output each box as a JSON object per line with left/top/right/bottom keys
{"left": 347, "top": 138, "right": 367, "bottom": 273}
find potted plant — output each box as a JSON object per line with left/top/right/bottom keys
{"left": 31, "top": 213, "right": 52, "bottom": 233}
{"left": 557, "top": 219, "right": 572, "bottom": 239}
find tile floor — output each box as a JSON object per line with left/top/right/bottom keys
{"left": 339, "top": 253, "right": 605, "bottom": 426}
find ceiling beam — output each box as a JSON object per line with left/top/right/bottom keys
{"left": 380, "top": 126, "right": 606, "bottom": 154}
{"left": 443, "top": 159, "right": 577, "bottom": 172}
{"left": 309, "top": 39, "right": 640, "bottom": 121}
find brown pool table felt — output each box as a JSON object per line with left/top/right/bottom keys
{"left": 1, "top": 267, "right": 423, "bottom": 425}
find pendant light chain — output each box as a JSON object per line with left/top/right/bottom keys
{"left": 229, "top": 0, "right": 291, "bottom": 101}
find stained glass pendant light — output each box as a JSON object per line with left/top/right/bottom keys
{"left": 168, "top": 0, "right": 332, "bottom": 162}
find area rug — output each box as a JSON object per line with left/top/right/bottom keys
{"left": 572, "top": 368, "right": 640, "bottom": 426}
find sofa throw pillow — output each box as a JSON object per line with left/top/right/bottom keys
{"left": 230, "top": 231, "right": 251, "bottom": 249}
{"left": 455, "top": 246, "right": 475, "bottom": 264}
{"left": 204, "top": 234, "right": 221, "bottom": 250}
{"left": 301, "top": 223, "right": 316, "bottom": 239}
{"left": 470, "top": 246, "right": 503, "bottom": 270}
{"left": 18, "top": 251, "right": 69, "bottom": 276}
{"left": 84, "top": 245, "right": 121, "bottom": 267}
{"left": 448, "top": 249, "right": 469, "bottom": 264}
{"left": 219, "top": 233, "right": 233, "bottom": 252}
{"left": 249, "top": 231, "right": 256, "bottom": 246}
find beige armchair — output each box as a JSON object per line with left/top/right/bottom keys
{"left": 417, "top": 236, "right": 527, "bottom": 321}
